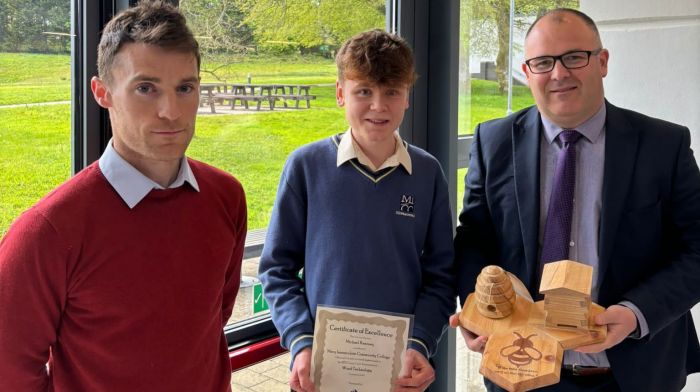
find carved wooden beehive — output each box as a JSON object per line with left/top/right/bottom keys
{"left": 539, "top": 260, "right": 593, "bottom": 331}
{"left": 475, "top": 265, "right": 517, "bottom": 319}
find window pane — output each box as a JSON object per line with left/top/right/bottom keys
{"left": 178, "top": 0, "right": 385, "bottom": 327}
{"left": 0, "top": 2, "right": 72, "bottom": 237}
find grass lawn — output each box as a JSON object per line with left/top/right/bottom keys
{"left": 0, "top": 51, "right": 534, "bottom": 237}
{"left": 0, "top": 53, "right": 71, "bottom": 105}
{"left": 460, "top": 79, "right": 534, "bottom": 135}
{"left": 0, "top": 105, "right": 72, "bottom": 235}
{"left": 187, "top": 85, "right": 345, "bottom": 230}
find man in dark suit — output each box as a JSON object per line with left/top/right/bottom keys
{"left": 451, "top": 8, "right": 700, "bottom": 392}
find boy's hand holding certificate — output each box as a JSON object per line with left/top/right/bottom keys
{"left": 310, "top": 306, "right": 412, "bottom": 391}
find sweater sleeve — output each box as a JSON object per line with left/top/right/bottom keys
{"left": 411, "top": 164, "right": 456, "bottom": 357}
{"left": 0, "top": 210, "right": 68, "bottom": 391}
{"left": 258, "top": 157, "right": 314, "bottom": 359}
{"left": 222, "top": 187, "right": 247, "bottom": 327}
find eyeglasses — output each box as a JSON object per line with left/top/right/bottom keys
{"left": 524, "top": 49, "right": 603, "bottom": 74}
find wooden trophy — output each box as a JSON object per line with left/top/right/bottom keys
{"left": 459, "top": 261, "right": 607, "bottom": 392}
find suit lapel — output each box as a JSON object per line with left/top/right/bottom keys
{"left": 513, "top": 107, "right": 542, "bottom": 290}
{"left": 598, "top": 102, "right": 638, "bottom": 287}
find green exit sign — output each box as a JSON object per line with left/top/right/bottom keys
{"left": 253, "top": 283, "right": 269, "bottom": 314}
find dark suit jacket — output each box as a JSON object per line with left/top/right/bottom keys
{"left": 455, "top": 101, "right": 700, "bottom": 391}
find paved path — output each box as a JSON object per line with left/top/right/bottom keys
{"left": 0, "top": 101, "right": 70, "bottom": 109}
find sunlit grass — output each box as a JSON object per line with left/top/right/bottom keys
{"left": 0, "top": 105, "right": 72, "bottom": 236}
{"left": 460, "top": 79, "right": 535, "bottom": 135}
{"left": 0, "top": 52, "right": 71, "bottom": 84}
{"left": 0, "top": 53, "right": 71, "bottom": 105}
{"left": 188, "top": 85, "right": 345, "bottom": 229}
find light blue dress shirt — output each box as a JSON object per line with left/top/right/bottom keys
{"left": 539, "top": 104, "right": 648, "bottom": 368}
{"left": 98, "top": 140, "right": 199, "bottom": 209}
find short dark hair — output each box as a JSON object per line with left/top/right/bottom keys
{"left": 526, "top": 8, "right": 601, "bottom": 44}
{"left": 336, "top": 29, "right": 417, "bottom": 87}
{"left": 97, "top": 0, "right": 200, "bottom": 83}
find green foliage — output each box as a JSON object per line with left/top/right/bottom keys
{"left": 468, "top": 0, "right": 579, "bottom": 92}
{"left": 257, "top": 41, "right": 301, "bottom": 55}
{"left": 0, "top": 0, "right": 383, "bottom": 70}
{"left": 180, "top": 0, "right": 254, "bottom": 55}
{"left": 238, "top": 0, "right": 384, "bottom": 52}
{"left": 179, "top": 0, "right": 381, "bottom": 79}
{"left": 0, "top": 0, "right": 70, "bottom": 53}
{"left": 200, "top": 53, "right": 337, "bottom": 84}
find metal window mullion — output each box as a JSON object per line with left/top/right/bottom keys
{"left": 392, "top": 1, "right": 459, "bottom": 392}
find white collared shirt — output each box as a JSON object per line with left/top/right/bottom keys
{"left": 336, "top": 128, "right": 412, "bottom": 174}
{"left": 98, "top": 140, "right": 199, "bottom": 209}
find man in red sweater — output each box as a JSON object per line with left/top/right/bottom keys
{"left": 0, "top": 1, "right": 246, "bottom": 390}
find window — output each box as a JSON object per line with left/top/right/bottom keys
{"left": 0, "top": 0, "right": 72, "bottom": 236}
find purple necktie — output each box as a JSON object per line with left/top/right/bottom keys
{"left": 540, "top": 130, "right": 582, "bottom": 266}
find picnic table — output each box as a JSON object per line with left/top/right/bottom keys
{"left": 199, "top": 83, "right": 316, "bottom": 113}
{"left": 271, "top": 85, "right": 315, "bottom": 109}
{"left": 199, "top": 83, "right": 228, "bottom": 113}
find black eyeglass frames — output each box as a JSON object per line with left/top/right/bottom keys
{"left": 524, "top": 49, "right": 603, "bottom": 74}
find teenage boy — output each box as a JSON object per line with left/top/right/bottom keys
{"left": 258, "top": 29, "right": 454, "bottom": 392}
{"left": 0, "top": 1, "right": 246, "bottom": 391}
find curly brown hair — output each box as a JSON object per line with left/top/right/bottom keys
{"left": 336, "top": 29, "right": 417, "bottom": 87}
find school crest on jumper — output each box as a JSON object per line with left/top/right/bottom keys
{"left": 396, "top": 194, "right": 415, "bottom": 218}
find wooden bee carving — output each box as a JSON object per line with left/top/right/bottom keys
{"left": 499, "top": 332, "right": 543, "bottom": 367}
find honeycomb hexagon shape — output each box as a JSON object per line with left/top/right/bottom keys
{"left": 480, "top": 326, "right": 563, "bottom": 392}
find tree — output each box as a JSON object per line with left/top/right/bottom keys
{"left": 237, "top": 0, "right": 384, "bottom": 54}
{"left": 469, "top": 0, "right": 578, "bottom": 93}
{"left": 179, "top": 0, "right": 254, "bottom": 80}
{"left": 0, "top": 0, "right": 70, "bottom": 53}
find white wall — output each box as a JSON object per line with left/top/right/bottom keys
{"left": 581, "top": 1, "right": 700, "bottom": 390}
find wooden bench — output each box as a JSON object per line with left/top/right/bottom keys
{"left": 274, "top": 94, "right": 317, "bottom": 109}
{"left": 215, "top": 93, "right": 277, "bottom": 111}
{"left": 200, "top": 83, "right": 316, "bottom": 112}
{"left": 200, "top": 83, "right": 229, "bottom": 113}
{"left": 272, "top": 85, "right": 317, "bottom": 108}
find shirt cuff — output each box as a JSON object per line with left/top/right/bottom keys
{"left": 619, "top": 301, "right": 649, "bottom": 339}
{"left": 289, "top": 334, "right": 314, "bottom": 360}
{"left": 408, "top": 337, "right": 429, "bottom": 359}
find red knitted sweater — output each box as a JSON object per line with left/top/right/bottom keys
{"left": 0, "top": 159, "right": 246, "bottom": 391}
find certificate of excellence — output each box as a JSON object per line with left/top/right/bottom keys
{"left": 310, "top": 306, "right": 412, "bottom": 392}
